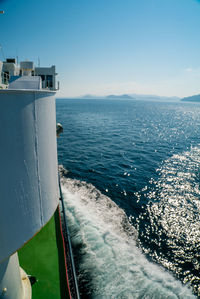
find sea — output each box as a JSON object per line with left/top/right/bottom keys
{"left": 56, "top": 98, "right": 200, "bottom": 299}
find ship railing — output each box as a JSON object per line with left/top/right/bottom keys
{"left": 58, "top": 173, "right": 81, "bottom": 299}
{"left": 0, "top": 72, "right": 59, "bottom": 91}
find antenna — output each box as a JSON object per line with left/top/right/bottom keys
{"left": 0, "top": 11, "right": 5, "bottom": 60}
{"left": 38, "top": 57, "right": 40, "bottom": 67}
{"left": 16, "top": 47, "right": 19, "bottom": 65}
{"left": 0, "top": 44, "right": 5, "bottom": 61}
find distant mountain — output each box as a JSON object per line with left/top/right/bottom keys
{"left": 181, "top": 94, "right": 200, "bottom": 102}
{"left": 106, "top": 94, "right": 134, "bottom": 99}
{"left": 71, "top": 93, "right": 180, "bottom": 101}
{"left": 80, "top": 94, "right": 135, "bottom": 99}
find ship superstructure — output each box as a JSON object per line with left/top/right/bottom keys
{"left": 0, "top": 58, "right": 58, "bottom": 90}
{"left": 0, "top": 59, "right": 74, "bottom": 299}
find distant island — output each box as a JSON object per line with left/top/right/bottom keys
{"left": 181, "top": 94, "right": 200, "bottom": 102}
{"left": 78, "top": 94, "right": 179, "bottom": 101}
{"left": 80, "top": 94, "right": 134, "bottom": 99}
{"left": 106, "top": 94, "right": 134, "bottom": 99}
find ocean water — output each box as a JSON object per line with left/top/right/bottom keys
{"left": 56, "top": 98, "right": 200, "bottom": 298}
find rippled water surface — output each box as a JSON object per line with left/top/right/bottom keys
{"left": 56, "top": 98, "right": 200, "bottom": 298}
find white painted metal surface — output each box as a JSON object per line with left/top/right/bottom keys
{"left": 20, "top": 267, "right": 32, "bottom": 299}
{"left": 9, "top": 76, "right": 41, "bottom": 90}
{"left": 0, "top": 253, "right": 23, "bottom": 299}
{"left": 0, "top": 254, "right": 31, "bottom": 299}
{"left": 2, "top": 60, "right": 20, "bottom": 77}
{"left": 35, "top": 65, "right": 57, "bottom": 90}
{"left": 20, "top": 61, "right": 34, "bottom": 76}
{"left": 0, "top": 88, "right": 59, "bottom": 262}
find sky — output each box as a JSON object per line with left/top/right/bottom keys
{"left": 0, "top": 0, "right": 200, "bottom": 98}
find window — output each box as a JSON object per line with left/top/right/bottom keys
{"left": 46, "top": 75, "right": 53, "bottom": 88}
{"left": 40, "top": 75, "right": 45, "bottom": 81}
{"left": 3, "top": 71, "right": 9, "bottom": 84}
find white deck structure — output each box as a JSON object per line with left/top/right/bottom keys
{"left": 0, "top": 58, "right": 59, "bottom": 90}
{"left": 0, "top": 59, "right": 59, "bottom": 299}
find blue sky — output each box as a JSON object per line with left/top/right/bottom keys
{"left": 1, "top": 0, "right": 200, "bottom": 97}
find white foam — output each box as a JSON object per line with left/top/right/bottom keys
{"left": 60, "top": 175, "right": 196, "bottom": 298}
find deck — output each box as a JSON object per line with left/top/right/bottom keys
{"left": 18, "top": 207, "right": 71, "bottom": 299}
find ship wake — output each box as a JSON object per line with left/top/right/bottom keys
{"left": 60, "top": 169, "right": 195, "bottom": 299}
